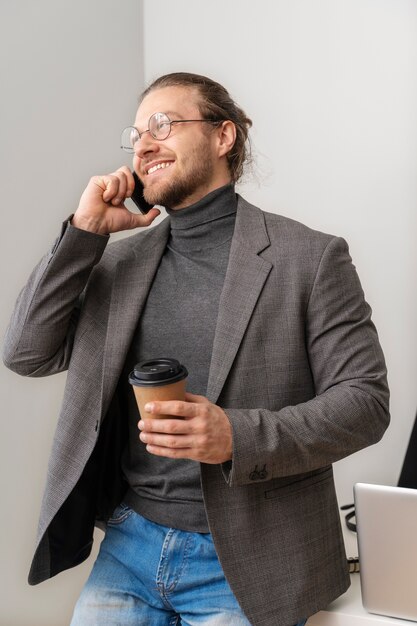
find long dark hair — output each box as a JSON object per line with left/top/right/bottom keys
{"left": 141, "top": 72, "right": 253, "bottom": 182}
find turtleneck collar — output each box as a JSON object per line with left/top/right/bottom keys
{"left": 165, "top": 183, "right": 237, "bottom": 252}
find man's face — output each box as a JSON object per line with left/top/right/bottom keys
{"left": 133, "top": 86, "right": 229, "bottom": 209}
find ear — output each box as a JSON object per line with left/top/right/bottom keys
{"left": 216, "top": 120, "right": 236, "bottom": 158}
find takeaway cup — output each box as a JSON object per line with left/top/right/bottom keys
{"left": 128, "top": 358, "right": 188, "bottom": 419}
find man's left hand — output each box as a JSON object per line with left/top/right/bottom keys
{"left": 138, "top": 392, "right": 233, "bottom": 464}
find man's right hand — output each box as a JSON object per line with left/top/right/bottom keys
{"left": 71, "top": 166, "right": 160, "bottom": 235}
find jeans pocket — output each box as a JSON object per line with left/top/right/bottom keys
{"left": 107, "top": 502, "right": 134, "bottom": 526}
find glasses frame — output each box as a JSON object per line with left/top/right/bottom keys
{"left": 120, "top": 112, "right": 225, "bottom": 153}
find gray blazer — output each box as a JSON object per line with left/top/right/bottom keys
{"left": 3, "top": 195, "right": 389, "bottom": 626}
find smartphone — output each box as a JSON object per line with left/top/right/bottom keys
{"left": 130, "top": 171, "right": 155, "bottom": 214}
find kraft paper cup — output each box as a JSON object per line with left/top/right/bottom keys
{"left": 129, "top": 358, "right": 188, "bottom": 419}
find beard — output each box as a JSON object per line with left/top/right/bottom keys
{"left": 143, "top": 137, "right": 215, "bottom": 209}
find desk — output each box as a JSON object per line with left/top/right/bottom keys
{"left": 306, "top": 516, "right": 416, "bottom": 625}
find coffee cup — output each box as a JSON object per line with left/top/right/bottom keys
{"left": 128, "top": 358, "right": 188, "bottom": 419}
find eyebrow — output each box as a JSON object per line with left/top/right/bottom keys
{"left": 135, "top": 110, "right": 188, "bottom": 131}
{"left": 135, "top": 109, "right": 185, "bottom": 128}
{"left": 158, "top": 110, "right": 186, "bottom": 120}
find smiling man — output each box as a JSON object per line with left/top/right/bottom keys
{"left": 133, "top": 95, "right": 233, "bottom": 209}
{"left": 3, "top": 73, "right": 389, "bottom": 626}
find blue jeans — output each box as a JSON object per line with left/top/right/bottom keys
{"left": 71, "top": 503, "right": 307, "bottom": 626}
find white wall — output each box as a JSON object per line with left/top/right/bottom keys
{"left": 143, "top": 0, "right": 417, "bottom": 505}
{"left": 0, "top": 1, "right": 143, "bottom": 624}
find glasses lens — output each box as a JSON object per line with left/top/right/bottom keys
{"left": 121, "top": 126, "right": 139, "bottom": 153}
{"left": 149, "top": 113, "right": 171, "bottom": 140}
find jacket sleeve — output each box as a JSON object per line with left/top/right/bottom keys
{"left": 223, "top": 236, "right": 390, "bottom": 486}
{"left": 2, "top": 220, "right": 108, "bottom": 377}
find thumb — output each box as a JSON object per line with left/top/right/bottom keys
{"left": 126, "top": 206, "right": 161, "bottom": 229}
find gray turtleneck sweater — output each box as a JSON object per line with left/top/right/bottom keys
{"left": 121, "top": 183, "right": 237, "bottom": 532}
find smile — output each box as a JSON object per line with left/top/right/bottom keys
{"left": 147, "top": 161, "right": 173, "bottom": 175}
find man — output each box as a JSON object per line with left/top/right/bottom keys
{"left": 3, "top": 72, "right": 389, "bottom": 626}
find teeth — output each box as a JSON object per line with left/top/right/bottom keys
{"left": 147, "top": 162, "right": 172, "bottom": 175}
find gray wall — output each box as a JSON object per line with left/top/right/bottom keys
{"left": 143, "top": 0, "right": 417, "bottom": 504}
{"left": 0, "top": 1, "right": 143, "bottom": 624}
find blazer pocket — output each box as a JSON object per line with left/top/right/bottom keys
{"left": 264, "top": 466, "right": 333, "bottom": 500}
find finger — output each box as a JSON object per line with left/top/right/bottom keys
{"left": 97, "top": 175, "right": 121, "bottom": 203}
{"left": 123, "top": 206, "right": 161, "bottom": 231}
{"left": 144, "top": 400, "right": 200, "bottom": 419}
{"left": 109, "top": 170, "right": 128, "bottom": 206}
{"left": 120, "top": 166, "right": 136, "bottom": 198}
{"left": 116, "top": 165, "right": 134, "bottom": 180}
{"left": 144, "top": 444, "right": 194, "bottom": 460}
{"left": 134, "top": 207, "right": 161, "bottom": 226}
{"left": 140, "top": 431, "right": 194, "bottom": 449}
{"left": 138, "top": 417, "right": 191, "bottom": 434}
{"left": 99, "top": 203, "right": 159, "bottom": 232}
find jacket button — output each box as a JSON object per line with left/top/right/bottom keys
{"left": 249, "top": 464, "right": 268, "bottom": 481}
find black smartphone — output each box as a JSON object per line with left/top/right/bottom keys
{"left": 130, "top": 171, "right": 155, "bottom": 214}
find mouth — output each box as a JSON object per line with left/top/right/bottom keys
{"left": 145, "top": 161, "right": 174, "bottom": 176}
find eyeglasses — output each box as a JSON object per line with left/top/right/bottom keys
{"left": 120, "top": 112, "right": 224, "bottom": 153}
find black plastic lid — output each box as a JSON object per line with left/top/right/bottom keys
{"left": 128, "top": 358, "right": 188, "bottom": 387}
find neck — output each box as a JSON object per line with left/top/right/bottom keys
{"left": 166, "top": 183, "right": 237, "bottom": 252}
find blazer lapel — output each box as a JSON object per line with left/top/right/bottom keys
{"left": 207, "top": 197, "right": 272, "bottom": 403}
{"left": 100, "top": 219, "right": 171, "bottom": 416}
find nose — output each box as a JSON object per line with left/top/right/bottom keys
{"left": 134, "top": 132, "right": 160, "bottom": 160}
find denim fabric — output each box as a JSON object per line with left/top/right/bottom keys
{"left": 71, "top": 504, "right": 307, "bottom": 626}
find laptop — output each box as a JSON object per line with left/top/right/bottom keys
{"left": 354, "top": 482, "right": 417, "bottom": 622}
